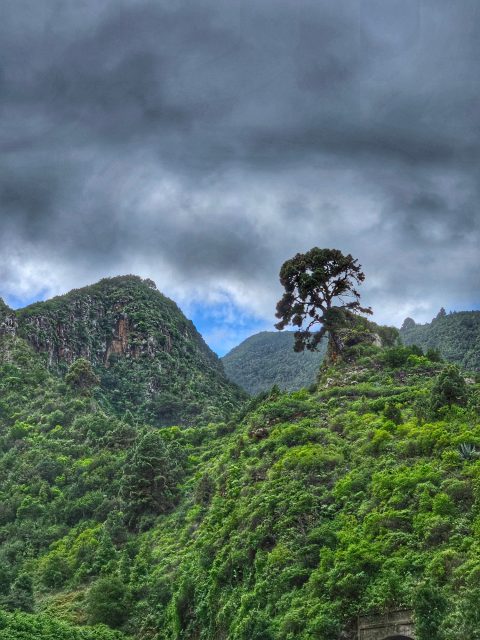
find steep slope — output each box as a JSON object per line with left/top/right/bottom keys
{"left": 222, "top": 331, "right": 327, "bottom": 394}
{"left": 3, "top": 276, "right": 244, "bottom": 426}
{"left": 0, "top": 334, "right": 134, "bottom": 636}
{"left": 2, "top": 328, "right": 480, "bottom": 639}
{"left": 400, "top": 310, "right": 480, "bottom": 370}
{"left": 128, "top": 347, "right": 480, "bottom": 640}
{"left": 0, "top": 298, "right": 16, "bottom": 335}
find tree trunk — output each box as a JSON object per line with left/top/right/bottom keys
{"left": 326, "top": 331, "right": 343, "bottom": 364}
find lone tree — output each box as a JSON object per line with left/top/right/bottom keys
{"left": 275, "top": 247, "right": 372, "bottom": 360}
{"left": 120, "top": 430, "right": 186, "bottom": 530}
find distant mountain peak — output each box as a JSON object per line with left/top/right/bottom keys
{"left": 400, "top": 309, "right": 480, "bottom": 370}
{"left": 401, "top": 317, "right": 416, "bottom": 330}
{"left": 2, "top": 276, "right": 244, "bottom": 426}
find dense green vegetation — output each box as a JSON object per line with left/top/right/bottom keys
{"left": 0, "top": 299, "right": 11, "bottom": 317}
{"left": 4, "top": 276, "right": 245, "bottom": 426}
{"left": 1, "top": 317, "right": 480, "bottom": 638}
{"left": 0, "top": 331, "right": 245, "bottom": 637}
{"left": 222, "top": 331, "right": 327, "bottom": 394}
{"left": 223, "top": 318, "right": 399, "bottom": 395}
{"left": 400, "top": 310, "right": 480, "bottom": 370}
{"left": 0, "top": 610, "right": 124, "bottom": 640}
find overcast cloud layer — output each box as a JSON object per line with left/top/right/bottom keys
{"left": 1, "top": 0, "right": 479, "bottom": 353}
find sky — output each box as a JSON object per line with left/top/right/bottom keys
{"left": 1, "top": 0, "right": 479, "bottom": 355}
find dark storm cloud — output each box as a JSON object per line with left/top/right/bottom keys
{"left": 0, "top": 0, "right": 479, "bottom": 329}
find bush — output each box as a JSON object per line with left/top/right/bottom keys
{"left": 2, "top": 573, "right": 34, "bottom": 612}
{"left": 39, "top": 552, "right": 72, "bottom": 589}
{"left": 430, "top": 366, "right": 468, "bottom": 414}
{"left": 65, "top": 359, "right": 99, "bottom": 395}
{"left": 382, "top": 345, "right": 423, "bottom": 368}
{"left": 384, "top": 402, "right": 402, "bottom": 425}
{"left": 414, "top": 582, "right": 447, "bottom": 640}
{"left": 86, "top": 576, "right": 130, "bottom": 628}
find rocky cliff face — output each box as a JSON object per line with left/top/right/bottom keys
{"left": 15, "top": 278, "right": 194, "bottom": 367}
{"left": 5, "top": 276, "right": 244, "bottom": 425}
{"left": 0, "top": 298, "right": 17, "bottom": 336}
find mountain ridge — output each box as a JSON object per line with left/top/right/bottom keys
{"left": 1, "top": 275, "right": 244, "bottom": 426}
{"left": 223, "top": 309, "right": 480, "bottom": 395}
{"left": 400, "top": 309, "right": 480, "bottom": 370}
{"left": 222, "top": 330, "right": 327, "bottom": 394}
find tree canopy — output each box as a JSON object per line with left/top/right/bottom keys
{"left": 275, "top": 247, "right": 372, "bottom": 359}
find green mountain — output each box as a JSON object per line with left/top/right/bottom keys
{"left": 222, "top": 320, "right": 399, "bottom": 395}
{"left": 400, "top": 309, "right": 480, "bottom": 370}
{"left": 1, "top": 276, "right": 244, "bottom": 426}
{"left": 1, "top": 317, "right": 480, "bottom": 638}
{"left": 222, "top": 331, "right": 327, "bottom": 394}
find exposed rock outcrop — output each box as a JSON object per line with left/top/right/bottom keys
{"left": 3, "top": 276, "right": 244, "bottom": 426}
{"left": 0, "top": 299, "right": 17, "bottom": 337}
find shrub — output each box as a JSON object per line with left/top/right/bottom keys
{"left": 2, "top": 573, "right": 34, "bottom": 612}
{"left": 39, "top": 552, "right": 72, "bottom": 589}
{"left": 384, "top": 402, "right": 402, "bottom": 425}
{"left": 86, "top": 576, "right": 130, "bottom": 628}
{"left": 430, "top": 366, "right": 468, "bottom": 414}
{"left": 382, "top": 345, "right": 423, "bottom": 368}
{"left": 65, "top": 358, "right": 99, "bottom": 395}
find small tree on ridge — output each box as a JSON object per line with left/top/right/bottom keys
{"left": 275, "top": 247, "right": 372, "bottom": 361}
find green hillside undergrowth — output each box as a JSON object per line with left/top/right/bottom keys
{"left": 401, "top": 310, "right": 480, "bottom": 370}
{"left": 1, "top": 331, "right": 480, "bottom": 639}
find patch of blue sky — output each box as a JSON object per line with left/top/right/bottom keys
{"left": 3, "top": 290, "right": 48, "bottom": 310}
{"left": 183, "top": 299, "right": 272, "bottom": 357}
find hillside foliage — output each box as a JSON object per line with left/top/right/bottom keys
{"left": 222, "top": 331, "right": 327, "bottom": 394}
{"left": 1, "top": 322, "right": 480, "bottom": 638}
{"left": 0, "top": 610, "right": 124, "bottom": 640}
{"left": 400, "top": 310, "right": 480, "bottom": 371}
{"left": 223, "top": 318, "right": 399, "bottom": 396}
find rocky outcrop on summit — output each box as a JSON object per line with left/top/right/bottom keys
{"left": 8, "top": 276, "right": 244, "bottom": 426}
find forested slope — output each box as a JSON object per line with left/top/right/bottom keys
{"left": 1, "top": 327, "right": 480, "bottom": 639}
{"left": 222, "top": 331, "right": 327, "bottom": 394}
{"left": 400, "top": 310, "right": 480, "bottom": 370}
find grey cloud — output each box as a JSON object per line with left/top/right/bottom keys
{"left": 0, "top": 0, "right": 479, "bottom": 336}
